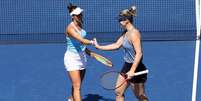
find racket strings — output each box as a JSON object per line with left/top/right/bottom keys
{"left": 100, "top": 71, "right": 127, "bottom": 90}
{"left": 100, "top": 70, "right": 149, "bottom": 90}
{"left": 100, "top": 72, "right": 120, "bottom": 89}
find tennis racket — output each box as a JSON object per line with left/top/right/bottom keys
{"left": 90, "top": 52, "right": 113, "bottom": 67}
{"left": 100, "top": 69, "right": 149, "bottom": 90}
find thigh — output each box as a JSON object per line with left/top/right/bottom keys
{"left": 80, "top": 69, "right": 86, "bottom": 82}
{"left": 115, "top": 75, "right": 129, "bottom": 95}
{"left": 68, "top": 70, "right": 82, "bottom": 86}
{"left": 130, "top": 83, "right": 146, "bottom": 95}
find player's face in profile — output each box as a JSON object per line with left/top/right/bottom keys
{"left": 119, "top": 20, "right": 128, "bottom": 29}
{"left": 72, "top": 13, "right": 83, "bottom": 24}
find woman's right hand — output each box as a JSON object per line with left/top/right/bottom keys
{"left": 93, "top": 38, "right": 100, "bottom": 49}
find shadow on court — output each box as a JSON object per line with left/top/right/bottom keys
{"left": 83, "top": 94, "right": 115, "bottom": 101}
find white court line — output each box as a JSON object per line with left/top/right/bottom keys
{"left": 192, "top": 0, "right": 200, "bottom": 101}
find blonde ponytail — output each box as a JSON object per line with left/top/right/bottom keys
{"left": 128, "top": 6, "right": 137, "bottom": 16}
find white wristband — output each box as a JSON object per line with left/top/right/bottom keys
{"left": 90, "top": 40, "right": 94, "bottom": 45}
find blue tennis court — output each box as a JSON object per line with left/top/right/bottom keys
{"left": 0, "top": 0, "right": 200, "bottom": 101}
{"left": 0, "top": 41, "right": 200, "bottom": 101}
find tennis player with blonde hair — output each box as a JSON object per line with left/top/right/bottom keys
{"left": 94, "top": 6, "right": 149, "bottom": 101}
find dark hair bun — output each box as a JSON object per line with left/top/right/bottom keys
{"left": 67, "top": 3, "right": 77, "bottom": 13}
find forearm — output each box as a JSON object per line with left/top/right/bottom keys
{"left": 80, "top": 39, "right": 93, "bottom": 45}
{"left": 96, "top": 43, "right": 120, "bottom": 51}
{"left": 130, "top": 52, "right": 142, "bottom": 72}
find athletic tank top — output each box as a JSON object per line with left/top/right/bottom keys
{"left": 122, "top": 34, "right": 136, "bottom": 63}
{"left": 66, "top": 22, "right": 87, "bottom": 53}
{"left": 122, "top": 31, "right": 146, "bottom": 71}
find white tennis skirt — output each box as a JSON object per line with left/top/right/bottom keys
{"left": 64, "top": 51, "right": 87, "bottom": 71}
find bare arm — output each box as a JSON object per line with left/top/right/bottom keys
{"left": 66, "top": 25, "right": 93, "bottom": 45}
{"left": 94, "top": 36, "right": 124, "bottom": 51}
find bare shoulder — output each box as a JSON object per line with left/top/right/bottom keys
{"left": 66, "top": 23, "right": 73, "bottom": 31}
{"left": 132, "top": 29, "right": 141, "bottom": 35}
{"left": 65, "top": 23, "right": 75, "bottom": 35}
{"left": 128, "top": 29, "right": 141, "bottom": 40}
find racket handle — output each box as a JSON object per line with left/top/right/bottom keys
{"left": 132, "top": 70, "right": 149, "bottom": 76}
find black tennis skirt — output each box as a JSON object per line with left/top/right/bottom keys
{"left": 120, "top": 62, "right": 148, "bottom": 83}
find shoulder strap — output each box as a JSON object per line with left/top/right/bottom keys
{"left": 124, "top": 31, "right": 133, "bottom": 44}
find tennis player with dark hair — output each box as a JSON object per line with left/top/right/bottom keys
{"left": 94, "top": 6, "right": 149, "bottom": 101}
{"left": 65, "top": 3, "right": 94, "bottom": 101}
